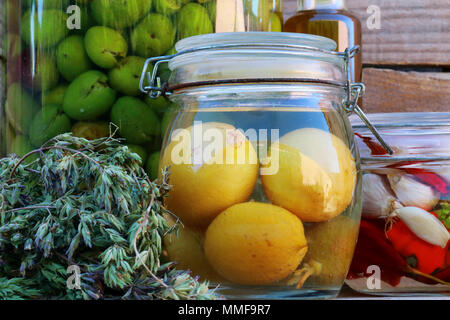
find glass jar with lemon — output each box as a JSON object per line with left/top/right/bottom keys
{"left": 140, "top": 32, "right": 387, "bottom": 299}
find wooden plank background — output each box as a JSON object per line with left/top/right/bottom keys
{"left": 347, "top": 0, "right": 450, "bottom": 66}
{"left": 361, "top": 68, "right": 450, "bottom": 113}
{"left": 284, "top": 0, "right": 450, "bottom": 113}
{"left": 284, "top": 0, "right": 450, "bottom": 66}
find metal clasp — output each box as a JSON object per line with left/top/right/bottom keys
{"left": 341, "top": 46, "right": 393, "bottom": 155}
{"left": 139, "top": 55, "right": 176, "bottom": 98}
{"left": 345, "top": 82, "right": 394, "bottom": 155}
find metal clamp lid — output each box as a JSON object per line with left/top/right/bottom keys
{"left": 139, "top": 42, "right": 393, "bottom": 155}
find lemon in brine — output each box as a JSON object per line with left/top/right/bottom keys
{"left": 163, "top": 216, "right": 223, "bottom": 283}
{"left": 160, "top": 122, "right": 259, "bottom": 230}
{"left": 204, "top": 202, "right": 308, "bottom": 285}
{"left": 261, "top": 128, "right": 356, "bottom": 222}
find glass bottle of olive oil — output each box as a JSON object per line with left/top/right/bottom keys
{"left": 284, "top": 0, "right": 362, "bottom": 83}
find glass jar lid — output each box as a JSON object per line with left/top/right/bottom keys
{"left": 139, "top": 32, "right": 360, "bottom": 98}
{"left": 175, "top": 32, "right": 337, "bottom": 52}
{"left": 168, "top": 32, "right": 346, "bottom": 87}
{"left": 351, "top": 112, "right": 450, "bottom": 163}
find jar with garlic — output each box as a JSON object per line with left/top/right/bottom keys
{"left": 347, "top": 112, "right": 450, "bottom": 294}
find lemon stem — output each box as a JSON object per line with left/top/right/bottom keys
{"left": 287, "top": 260, "right": 323, "bottom": 289}
{"left": 295, "top": 268, "right": 314, "bottom": 289}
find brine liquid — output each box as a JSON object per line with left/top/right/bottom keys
{"left": 164, "top": 107, "right": 354, "bottom": 151}
{"left": 162, "top": 107, "right": 362, "bottom": 299}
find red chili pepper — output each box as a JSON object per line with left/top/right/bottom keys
{"left": 433, "top": 266, "right": 450, "bottom": 282}
{"left": 419, "top": 266, "right": 450, "bottom": 284}
{"left": 348, "top": 220, "right": 406, "bottom": 287}
{"left": 386, "top": 216, "right": 448, "bottom": 275}
{"left": 354, "top": 133, "right": 388, "bottom": 156}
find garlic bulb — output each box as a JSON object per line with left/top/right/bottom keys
{"left": 393, "top": 207, "right": 450, "bottom": 248}
{"left": 387, "top": 173, "right": 440, "bottom": 211}
{"left": 362, "top": 173, "right": 402, "bottom": 219}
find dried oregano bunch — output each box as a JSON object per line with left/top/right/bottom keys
{"left": 0, "top": 133, "right": 218, "bottom": 300}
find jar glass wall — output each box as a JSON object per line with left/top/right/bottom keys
{"left": 153, "top": 32, "right": 363, "bottom": 299}
{"left": 161, "top": 84, "right": 362, "bottom": 299}
{"left": 347, "top": 112, "right": 450, "bottom": 295}
{"left": 1, "top": 0, "right": 283, "bottom": 174}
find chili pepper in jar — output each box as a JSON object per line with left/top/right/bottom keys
{"left": 347, "top": 220, "right": 406, "bottom": 287}
{"left": 386, "top": 214, "right": 448, "bottom": 275}
{"left": 349, "top": 219, "right": 450, "bottom": 286}
{"left": 354, "top": 133, "right": 388, "bottom": 156}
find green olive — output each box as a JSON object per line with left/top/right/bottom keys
{"left": 85, "top": 26, "right": 128, "bottom": 69}
{"left": 10, "top": 135, "right": 33, "bottom": 158}
{"left": 177, "top": 3, "right": 213, "bottom": 40}
{"left": 57, "top": 35, "right": 93, "bottom": 82}
{"left": 31, "top": 53, "right": 60, "bottom": 92}
{"left": 146, "top": 151, "right": 161, "bottom": 181}
{"left": 108, "top": 56, "right": 146, "bottom": 96}
{"left": 131, "top": 13, "right": 175, "bottom": 58}
{"left": 153, "top": 0, "right": 189, "bottom": 16}
{"left": 63, "top": 70, "right": 117, "bottom": 121}
{"left": 5, "top": 83, "right": 40, "bottom": 135}
{"left": 126, "top": 144, "right": 148, "bottom": 164}
{"left": 41, "top": 84, "right": 68, "bottom": 106}
{"left": 72, "top": 121, "right": 110, "bottom": 140}
{"left": 29, "top": 104, "right": 72, "bottom": 147}
{"left": 21, "top": 9, "right": 68, "bottom": 48}
{"left": 90, "top": 0, "right": 152, "bottom": 29}
{"left": 144, "top": 96, "right": 172, "bottom": 116}
{"left": 160, "top": 106, "right": 177, "bottom": 138}
{"left": 110, "top": 96, "right": 160, "bottom": 145}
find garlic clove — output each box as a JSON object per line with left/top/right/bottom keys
{"left": 362, "top": 173, "right": 403, "bottom": 219}
{"left": 393, "top": 206, "right": 450, "bottom": 248}
{"left": 387, "top": 173, "right": 440, "bottom": 211}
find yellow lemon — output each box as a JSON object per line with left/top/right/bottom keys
{"left": 160, "top": 122, "right": 259, "bottom": 230}
{"left": 204, "top": 202, "right": 308, "bottom": 285}
{"left": 261, "top": 128, "right": 356, "bottom": 222}
{"left": 163, "top": 216, "right": 223, "bottom": 282}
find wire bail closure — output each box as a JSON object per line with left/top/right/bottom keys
{"left": 139, "top": 42, "right": 393, "bottom": 155}
{"left": 346, "top": 83, "right": 393, "bottom": 155}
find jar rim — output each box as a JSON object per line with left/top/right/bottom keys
{"left": 165, "top": 32, "right": 347, "bottom": 93}
{"left": 351, "top": 112, "right": 450, "bottom": 128}
{"left": 175, "top": 32, "right": 337, "bottom": 52}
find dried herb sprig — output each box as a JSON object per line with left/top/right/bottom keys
{"left": 0, "top": 133, "right": 218, "bottom": 300}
